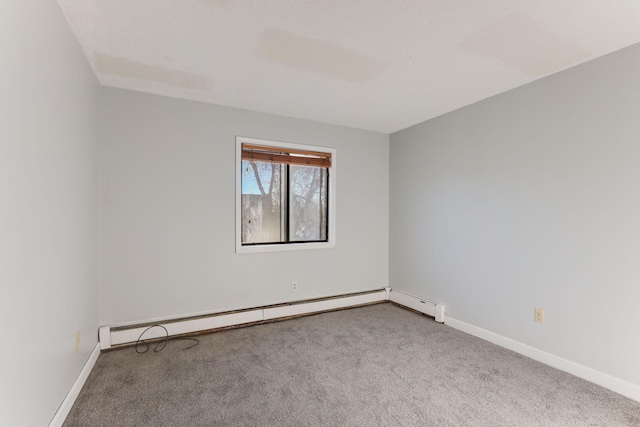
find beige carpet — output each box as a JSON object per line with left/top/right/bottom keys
{"left": 64, "top": 303, "right": 640, "bottom": 426}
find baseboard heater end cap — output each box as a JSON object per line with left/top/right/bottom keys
{"left": 99, "top": 326, "right": 111, "bottom": 350}
{"left": 435, "top": 304, "right": 446, "bottom": 323}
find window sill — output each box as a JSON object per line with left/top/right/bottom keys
{"left": 236, "top": 241, "right": 335, "bottom": 254}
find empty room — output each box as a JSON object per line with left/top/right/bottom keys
{"left": 3, "top": 0, "right": 640, "bottom": 426}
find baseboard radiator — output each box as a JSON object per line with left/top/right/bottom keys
{"left": 100, "top": 289, "right": 394, "bottom": 350}
{"left": 389, "top": 289, "right": 446, "bottom": 323}
{"left": 99, "top": 288, "right": 445, "bottom": 350}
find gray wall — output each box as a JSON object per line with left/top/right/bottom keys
{"left": 0, "top": 1, "right": 100, "bottom": 425}
{"left": 99, "top": 88, "right": 389, "bottom": 325}
{"left": 390, "top": 43, "right": 640, "bottom": 386}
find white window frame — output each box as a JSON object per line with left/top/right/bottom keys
{"left": 236, "top": 136, "right": 336, "bottom": 254}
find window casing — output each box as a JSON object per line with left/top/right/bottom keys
{"left": 236, "top": 137, "right": 336, "bottom": 253}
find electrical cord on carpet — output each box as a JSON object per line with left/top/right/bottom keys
{"left": 135, "top": 325, "right": 200, "bottom": 354}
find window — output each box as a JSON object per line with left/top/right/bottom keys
{"left": 236, "top": 137, "right": 336, "bottom": 253}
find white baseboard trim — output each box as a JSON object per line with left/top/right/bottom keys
{"left": 48, "top": 343, "right": 101, "bottom": 427}
{"left": 445, "top": 316, "right": 640, "bottom": 403}
{"left": 102, "top": 289, "right": 388, "bottom": 349}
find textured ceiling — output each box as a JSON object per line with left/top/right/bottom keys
{"left": 58, "top": 0, "right": 640, "bottom": 133}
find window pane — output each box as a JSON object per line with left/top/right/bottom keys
{"left": 289, "top": 165, "right": 328, "bottom": 242}
{"left": 241, "top": 160, "right": 282, "bottom": 244}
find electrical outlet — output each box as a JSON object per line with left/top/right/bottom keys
{"left": 534, "top": 308, "right": 544, "bottom": 323}
{"left": 75, "top": 331, "right": 81, "bottom": 352}
{"left": 291, "top": 282, "right": 298, "bottom": 292}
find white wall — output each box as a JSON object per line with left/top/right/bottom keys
{"left": 0, "top": 1, "right": 99, "bottom": 426}
{"left": 390, "top": 42, "right": 640, "bottom": 387}
{"left": 99, "top": 88, "right": 389, "bottom": 325}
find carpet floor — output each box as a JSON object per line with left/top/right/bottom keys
{"left": 64, "top": 303, "right": 640, "bottom": 426}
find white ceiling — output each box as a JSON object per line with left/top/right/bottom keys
{"left": 58, "top": 0, "right": 640, "bottom": 134}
